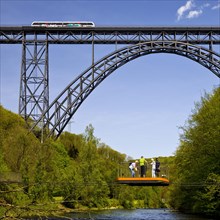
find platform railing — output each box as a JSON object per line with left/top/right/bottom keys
{"left": 118, "top": 162, "right": 169, "bottom": 179}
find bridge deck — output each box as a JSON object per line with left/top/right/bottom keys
{"left": 1, "top": 26, "right": 219, "bottom": 45}
{"left": 116, "top": 177, "right": 169, "bottom": 186}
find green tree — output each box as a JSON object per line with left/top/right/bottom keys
{"left": 169, "top": 87, "right": 220, "bottom": 217}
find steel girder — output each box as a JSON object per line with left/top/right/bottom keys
{"left": 30, "top": 41, "right": 220, "bottom": 140}
{"left": 0, "top": 26, "right": 220, "bottom": 44}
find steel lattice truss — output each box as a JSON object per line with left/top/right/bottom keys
{"left": 19, "top": 40, "right": 49, "bottom": 122}
{"left": 0, "top": 26, "right": 220, "bottom": 44}
{"left": 0, "top": 26, "right": 219, "bottom": 140}
{"left": 31, "top": 41, "right": 220, "bottom": 139}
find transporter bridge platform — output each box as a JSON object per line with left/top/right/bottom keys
{"left": 116, "top": 161, "right": 170, "bottom": 186}
{"left": 116, "top": 177, "right": 169, "bottom": 186}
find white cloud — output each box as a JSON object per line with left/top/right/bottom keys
{"left": 186, "top": 10, "right": 203, "bottom": 19}
{"left": 176, "top": 0, "right": 211, "bottom": 21}
{"left": 177, "top": 0, "right": 194, "bottom": 20}
{"left": 212, "top": 3, "right": 220, "bottom": 10}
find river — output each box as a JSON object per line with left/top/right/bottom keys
{"left": 27, "top": 208, "right": 214, "bottom": 219}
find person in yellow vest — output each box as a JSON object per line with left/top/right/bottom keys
{"left": 139, "top": 156, "right": 148, "bottom": 177}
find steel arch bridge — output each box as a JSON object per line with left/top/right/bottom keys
{"left": 0, "top": 26, "right": 220, "bottom": 140}
{"left": 31, "top": 40, "right": 220, "bottom": 139}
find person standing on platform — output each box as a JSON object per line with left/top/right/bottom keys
{"left": 155, "top": 158, "right": 160, "bottom": 177}
{"left": 129, "top": 161, "right": 138, "bottom": 177}
{"left": 139, "top": 156, "right": 148, "bottom": 177}
{"left": 151, "top": 158, "right": 156, "bottom": 177}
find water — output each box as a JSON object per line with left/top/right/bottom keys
{"left": 36, "top": 209, "right": 214, "bottom": 220}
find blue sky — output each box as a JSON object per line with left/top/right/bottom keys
{"left": 0, "top": 0, "right": 220, "bottom": 159}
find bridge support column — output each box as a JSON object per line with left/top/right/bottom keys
{"left": 19, "top": 34, "right": 49, "bottom": 131}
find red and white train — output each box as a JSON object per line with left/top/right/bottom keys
{"left": 31, "top": 21, "right": 95, "bottom": 28}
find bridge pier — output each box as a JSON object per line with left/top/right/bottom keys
{"left": 19, "top": 34, "right": 49, "bottom": 132}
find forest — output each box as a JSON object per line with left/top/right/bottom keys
{"left": 0, "top": 87, "right": 219, "bottom": 219}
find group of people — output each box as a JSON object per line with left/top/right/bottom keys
{"left": 129, "top": 156, "right": 160, "bottom": 178}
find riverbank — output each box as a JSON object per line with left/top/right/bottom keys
{"left": 0, "top": 200, "right": 123, "bottom": 219}
{"left": 1, "top": 201, "right": 216, "bottom": 220}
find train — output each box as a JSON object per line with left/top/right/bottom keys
{"left": 31, "top": 21, "right": 95, "bottom": 28}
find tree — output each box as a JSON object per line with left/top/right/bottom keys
{"left": 169, "top": 87, "right": 220, "bottom": 217}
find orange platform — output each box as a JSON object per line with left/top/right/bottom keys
{"left": 116, "top": 177, "right": 169, "bottom": 186}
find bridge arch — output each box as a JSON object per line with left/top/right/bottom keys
{"left": 31, "top": 41, "right": 220, "bottom": 140}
